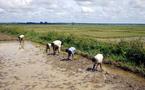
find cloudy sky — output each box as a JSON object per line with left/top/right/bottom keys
{"left": 0, "top": 0, "right": 145, "bottom": 23}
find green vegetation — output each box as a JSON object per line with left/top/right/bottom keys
{"left": 2, "top": 24, "right": 145, "bottom": 39}
{"left": 0, "top": 24, "right": 145, "bottom": 76}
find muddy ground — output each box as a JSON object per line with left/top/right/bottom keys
{"left": 0, "top": 34, "right": 145, "bottom": 90}
{"left": 0, "top": 41, "right": 145, "bottom": 90}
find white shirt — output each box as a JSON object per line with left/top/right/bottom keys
{"left": 47, "top": 43, "right": 51, "bottom": 47}
{"left": 53, "top": 40, "right": 62, "bottom": 47}
{"left": 19, "top": 35, "right": 24, "bottom": 38}
{"left": 94, "top": 54, "right": 103, "bottom": 63}
{"left": 68, "top": 47, "right": 76, "bottom": 54}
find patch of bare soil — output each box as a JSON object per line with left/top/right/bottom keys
{"left": 0, "top": 33, "right": 16, "bottom": 41}
{"left": 0, "top": 41, "right": 145, "bottom": 90}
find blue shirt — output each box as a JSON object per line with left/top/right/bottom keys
{"left": 68, "top": 47, "right": 76, "bottom": 54}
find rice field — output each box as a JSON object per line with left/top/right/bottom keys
{"left": 2, "top": 24, "right": 145, "bottom": 41}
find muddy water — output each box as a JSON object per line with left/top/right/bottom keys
{"left": 0, "top": 41, "right": 145, "bottom": 90}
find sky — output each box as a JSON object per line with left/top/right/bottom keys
{"left": 0, "top": 0, "right": 145, "bottom": 23}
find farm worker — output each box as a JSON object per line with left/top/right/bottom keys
{"left": 65, "top": 47, "right": 76, "bottom": 60}
{"left": 51, "top": 40, "right": 63, "bottom": 55}
{"left": 18, "top": 34, "right": 25, "bottom": 49}
{"left": 92, "top": 54, "right": 103, "bottom": 71}
{"left": 46, "top": 43, "right": 51, "bottom": 54}
{"left": 18, "top": 34, "right": 24, "bottom": 44}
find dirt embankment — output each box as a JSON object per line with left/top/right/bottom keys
{"left": 0, "top": 33, "right": 16, "bottom": 41}
{"left": 0, "top": 41, "right": 145, "bottom": 90}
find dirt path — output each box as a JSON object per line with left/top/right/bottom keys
{"left": 0, "top": 41, "right": 145, "bottom": 90}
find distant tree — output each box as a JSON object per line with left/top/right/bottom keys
{"left": 44, "top": 22, "right": 48, "bottom": 24}
{"left": 72, "top": 22, "right": 75, "bottom": 25}
{"left": 40, "top": 22, "right": 43, "bottom": 24}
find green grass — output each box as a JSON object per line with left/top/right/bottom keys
{"left": 0, "top": 24, "right": 145, "bottom": 76}
{"left": 2, "top": 24, "right": 145, "bottom": 39}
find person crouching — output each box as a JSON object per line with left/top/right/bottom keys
{"left": 18, "top": 34, "right": 25, "bottom": 49}
{"left": 92, "top": 54, "right": 103, "bottom": 71}
{"left": 46, "top": 43, "right": 51, "bottom": 54}
{"left": 65, "top": 47, "right": 76, "bottom": 60}
{"left": 51, "top": 40, "right": 63, "bottom": 55}
{"left": 18, "top": 34, "right": 24, "bottom": 44}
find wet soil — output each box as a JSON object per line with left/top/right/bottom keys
{"left": 0, "top": 41, "right": 145, "bottom": 90}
